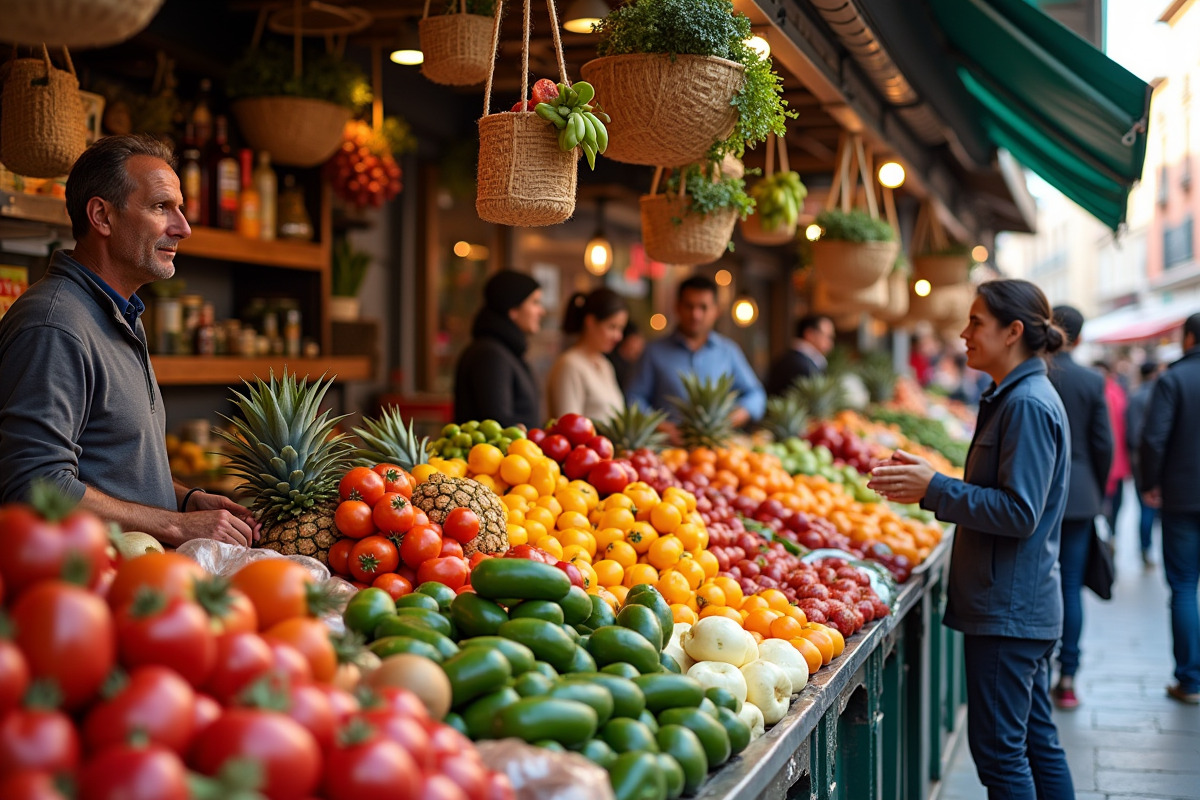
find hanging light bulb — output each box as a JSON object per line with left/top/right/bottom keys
{"left": 914, "top": 279, "right": 932, "bottom": 297}
{"left": 563, "top": 0, "right": 610, "bottom": 33}
{"left": 732, "top": 297, "right": 759, "bottom": 326}
{"left": 805, "top": 223, "right": 823, "bottom": 241}
{"left": 972, "top": 245, "right": 989, "bottom": 262}
{"left": 390, "top": 21, "right": 423, "bottom": 65}
{"left": 745, "top": 34, "right": 771, "bottom": 59}
{"left": 877, "top": 161, "right": 906, "bottom": 189}
{"left": 584, "top": 198, "right": 613, "bottom": 275}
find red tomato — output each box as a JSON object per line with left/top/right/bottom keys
{"left": 230, "top": 559, "right": 317, "bottom": 630}
{"left": 552, "top": 413, "right": 595, "bottom": 447}
{"left": 530, "top": 78, "right": 559, "bottom": 106}
{"left": 429, "top": 723, "right": 473, "bottom": 758}
{"left": 586, "top": 460, "right": 631, "bottom": 496}
{"left": 78, "top": 743, "right": 189, "bottom": 800}
{"left": 442, "top": 508, "right": 480, "bottom": 544}
{"left": 203, "top": 632, "right": 274, "bottom": 704}
{"left": 191, "top": 694, "right": 221, "bottom": 740}
{"left": 0, "top": 640, "right": 30, "bottom": 719}
{"left": 279, "top": 682, "right": 337, "bottom": 751}
{"left": 322, "top": 734, "right": 419, "bottom": 800}
{"left": 455, "top": 584, "right": 476, "bottom": 595}
{"left": 0, "top": 708, "right": 79, "bottom": 780}
{"left": 540, "top": 434, "right": 571, "bottom": 462}
{"left": 439, "top": 539, "right": 464, "bottom": 559}
{"left": 420, "top": 774, "right": 470, "bottom": 800}
{"left": 350, "top": 536, "right": 400, "bottom": 583}
{"left": 467, "top": 553, "right": 492, "bottom": 570}
{"left": 82, "top": 666, "right": 195, "bottom": 756}
{"left": 264, "top": 639, "right": 314, "bottom": 685}
{"left": 12, "top": 582, "right": 114, "bottom": 710}
{"left": 555, "top": 560, "right": 585, "bottom": 589}
{"left": 264, "top": 617, "right": 337, "bottom": 683}
{"left": 106, "top": 552, "right": 207, "bottom": 612}
{"left": 584, "top": 435, "right": 615, "bottom": 460}
{"left": 373, "top": 494, "right": 415, "bottom": 535}
{"left": 509, "top": 99, "right": 536, "bottom": 112}
{"left": 0, "top": 770, "right": 71, "bottom": 800}
{"left": 115, "top": 593, "right": 216, "bottom": 690}
{"left": 359, "top": 709, "right": 434, "bottom": 772}
{"left": 440, "top": 751, "right": 487, "bottom": 800}
{"left": 370, "top": 687, "right": 431, "bottom": 724}
{"left": 412, "top": 509, "right": 430, "bottom": 528}
{"left": 190, "top": 708, "right": 322, "bottom": 800}
{"left": 372, "top": 572, "right": 413, "bottom": 600}
{"left": 527, "top": 428, "right": 546, "bottom": 445}
{"left": 399, "top": 525, "right": 442, "bottom": 569}
{"left": 312, "top": 684, "right": 360, "bottom": 724}
{"left": 335, "top": 500, "right": 376, "bottom": 540}
{"left": 339, "top": 466, "right": 386, "bottom": 506}
{"left": 503, "top": 545, "right": 556, "bottom": 564}
{"left": 486, "top": 772, "right": 516, "bottom": 800}
{"left": 397, "top": 564, "right": 419, "bottom": 586}
{"left": 194, "top": 579, "right": 258, "bottom": 635}
{"left": 417, "top": 557, "right": 468, "bottom": 591}
{"left": 0, "top": 505, "right": 110, "bottom": 598}
{"left": 372, "top": 464, "right": 414, "bottom": 498}
{"left": 328, "top": 539, "right": 355, "bottom": 576}
{"left": 563, "top": 445, "right": 601, "bottom": 480}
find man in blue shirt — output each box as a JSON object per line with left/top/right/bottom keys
{"left": 626, "top": 276, "right": 766, "bottom": 433}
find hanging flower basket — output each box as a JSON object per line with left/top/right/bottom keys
{"left": 232, "top": 97, "right": 350, "bottom": 168}
{"left": 419, "top": 0, "right": 494, "bottom": 86}
{"left": 640, "top": 166, "right": 738, "bottom": 266}
{"left": 913, "top": 253, "right": 971, "bottom": 287}
{"left": 0, "top": 46, "right": 87, "bottom": 178}
{"left": 579, "top": 54, "right": 743, "bottom": 168}
{"left": 3, "top": 0, "right": 163, "bottom": 49}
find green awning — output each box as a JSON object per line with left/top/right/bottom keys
{"left": 926, "top": 0, "right": 1151, "bottom": 230}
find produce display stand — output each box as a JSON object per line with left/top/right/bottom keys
{"left": 696, "top": 535, "right": 965, "bottom": 800}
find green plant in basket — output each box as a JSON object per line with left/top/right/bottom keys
{"left": 750, "top": 171, "right": 807, "bottom": 232}
{"left": 531, "top": 79, "right": 611, "bottom": 170}
{"left": 332, "top": 238, "right": 371, "bottom": 298}
{"left": 665, "top": 163, "right": 756, "bottom": 223}
{"left": 227, "top": 42, "right": 371, "bottom": 110}
{"left": 814, "top": 208, "right": 895, "bottom": 244}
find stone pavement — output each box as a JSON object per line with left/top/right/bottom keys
{"left": 940, "top": 486, "right": 1200, "bottom": 800}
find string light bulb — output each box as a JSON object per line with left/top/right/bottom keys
{"left": 878, "top": 161, "right": 905, "bottom": 189}
{"left": 732, "top": 297, "right": 758, "bottom": 326}
{"left": 914, "top": 279, "right": 932, "bottom": 297}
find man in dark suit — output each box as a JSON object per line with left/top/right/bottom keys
{"left": 1047, "top": 305, "right": 1114, "bottom": 710}
{"left": 1127, "top": 360, "right": 1164, "bottom": 567}
{"left": 765, "top": 314, "right": 834, "bottom": 397}
{"left": 1140, "top": 313, "right": 1200, "bottom": 705}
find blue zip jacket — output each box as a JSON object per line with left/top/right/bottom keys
{"left": 921, "top": 357, "right": 1069, "bottom": 639}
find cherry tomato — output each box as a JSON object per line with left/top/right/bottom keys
{"left": 335, "top": 500, "right": 377, "bottom": 540}
{"left": 0, "top": 505, "right": 110, "bottom": 598}
{"left": 264, "top": 617, "right": 337, "bottom": 683}
{"left": 358, "top": 709, "right": 434, "bottom": 772}
{"left": 191, "top": 694, "right": 222, "bottom": 741}
{"left": 328, "top": 538, "right": 355, "bottom": 577}
{"left": 190, "top": 708, "right": 321, "bottom": 800}
{"left": 264, "top": 639, "right": 314, "bottom": 685}
{"left": 115, "top": 593, "right": 216, "bottom": 690}
{"left": 203, "top": 632, "right": 274, "bottom": 705}
{"left": 442, "top": 508, "right": 480, "bottom": 545}
{"left": 78, "top": 743, "right": 188, "bottom": 800}
{"left": 339, "top": 467, "right": 386, "bottom": 506}
{"left": 0, "top": 640, "right": 30, "bottom": 719}
{"left": 322, "top": 733, "right": 419, "bottom": 800}
{"left": 106, "top": 552, "right": 207, "bottom": 612}
{"left": 193, "top": 579, "right": 258, "bottom": 635}
{"left": 371, "top": 572, "right": 413, "bottom": 600}
{"left": 350, "top": 536, "right": 400, "bottom": 583}
{"left": 82, "top": 666, "right": 195, "bottom": 756}
{"left": 372, "top": 464, "right": 414, "bottom": 498}
{"left": 530, "top": 78, "right": 558, "bottom": 106}
{"left": 373, "top": 494, "right": 415, "bottom": 536}
{"left": 12, "top": 582, "right": 114, "bottom": 710}
{"left": 0, "top": 770, "right": 71, "bottom": 800}
{"left": 230, "top": 559, "right": 317, "bottom": 630}
{"left": 0, "top": 707, "right": 79, "bottom": 780}
{"left": 312, "top": 684, "right": 360, "bottom": 724}
{"left": 416, "top": 557, "right": 468, "bottom": 591}
{"left": 399, "top": 525, "right": 442, "bottom": 569}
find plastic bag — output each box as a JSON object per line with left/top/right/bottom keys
{"left": 476, "top": 740, "right": 614, "bottom": 800}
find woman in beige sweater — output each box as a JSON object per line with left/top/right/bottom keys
{"left": 547, "top": 289, "right": 628, "bottom": 422}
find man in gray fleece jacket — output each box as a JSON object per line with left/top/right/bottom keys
{"left": 0, "top": 135, "right": 258, "bottom": 547}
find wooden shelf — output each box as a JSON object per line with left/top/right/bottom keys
{"left": 152, "top": 356, "right": 372, "bottom": 386}
{"left": 179, "top": 227, "right": 327, "bottom": 271}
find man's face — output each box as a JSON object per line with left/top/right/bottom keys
{"left": 108, "top": 155, "right": 191, "bottom": 287}
{"left": 677, "top": 288, "right": 718, "bottom": 339}
{"left": 805, "top": 319, "right": 836, "bottom": 355}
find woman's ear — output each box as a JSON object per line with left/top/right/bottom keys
{"left": 1007, "top": 319, "right": 1025, "bottom": 348}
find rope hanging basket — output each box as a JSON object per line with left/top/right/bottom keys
{"left": 815, "top": 276, "right": 888, "bottom": 315}
{"left": 640, "top": 166, "right": 737, "bottom": 266}
{"left": 476, "top": 0, "right": 578, "bottom": 227}
{"left": 0, "top": 46, "right": 87, "bottom": 178}
{"left": 741, "top": 133, "right": 799, "bottom": 246}
{"left": 873, "top": 269, "right": 911, "bottom": 324}
{"left": 910, "top": 202, "right": 971, "bottom": 287}
{"left": 913, "top": 254, "right": 971, "bottom": 287}
{"left": 3, "top": 0, "right": 164, "bottom": 49}
{"left": 579, "top": 54, "right": 743, "bottom": 168}
{"left": 233, "top": 97, "right": 349, "bottom": 168}
{"left": 908, "top": 282, "right": 973, "bottom": 326}
{"left": 419, "top": 0, "right": 495, "bottom": 86}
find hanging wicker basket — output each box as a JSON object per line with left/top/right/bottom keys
{"left": 913, "top": 253, "right": 970, "bottom": 287}
{"left": 232, "top": 97, "right": 350, "bottom": 168}
{"left": 817, "top": 277, "right": 888, "bottom": 315}
{"left": 0, "top": 46, "right": 87, "bottom": 178}
{"left": 579, "top": 54, "right": 743, "bottom": 168}
{"left": 419, "top": 0, "right": 494, "bottom": 87}
{"left": 640, "top": 166, "right": 738, "bottom": 266}
{"left": 3, "top": 0, "right": 164, "bottom": 49}
{"left": 908, "top": 282, "right": 973, "bottom": 326}
{"left": 742, "top": 131, "right": 800, "bottom": 246}
{"left": 874, "top": 269, "right": 911, "bottom": 323}
{"left": 811, "top": 239, "right": 899, "bottom": 291}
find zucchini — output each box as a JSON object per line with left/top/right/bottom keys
{"left": 442, "top": 647, "right": 513, "bottom": 708}
{"left": 633, "top": 674, "right": 705, "bottom": 714}
{"left": 450, "top": 593, "right": 510, "bottom": 638}
{"left": 472, "top": 559, "right": 571, "bottom": 602}
{"left": 492, "top": 697, "right": 599, "bottom": 746}
{"left": 509, "top": 600, "right": 565, "bottom": 626}
{"left": 458, "top": 636, "right": 536, "bottom": 675}
{"left": 549, "top": 680, "right": 614, "bottom": 725}
{"left": 587, "top": 626, "right": 661, "bottom": 675}
{"left": 368, "top": 635, "right": 443, "bottom": 663}
{"left": 561, "top": 673, "right": 645, "bottom": 720}
{"left": 498, "top": 618, "right": 577, "bottom": 673}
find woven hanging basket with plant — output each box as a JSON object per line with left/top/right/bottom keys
{"left": 0, "top": 45, "right": 87, "bottom": 178}
{"left": 815, "top": 276, "right": 888, "bottom": 315}
{"left": 741, "top": 131, "right": 806, "bottom": 246}
{"left": 640, "top": 160, "right": 750, "bottom": 266}
{"left": 581, "top": 0, "right": 793, "bottom": 168}
{"left": 3, "top": 0, "right": 163, "bottom": 50}
{"left": 873, "top": 266, "right": 911, "bottom": 324}
{"left": 910, "top": 201, "right": 972, "bottom": 287}
{"left": 420, "top": 0, "right": 496, "bottom": 86}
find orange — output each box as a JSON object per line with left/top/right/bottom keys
{"left": 506, "top": 439, "right": 543, "bottom": 460}
{"left": 656, "top": 570, "right": 692, "bottom": 605}
{"left": 674, "top": 522, "right": 704, "bottom": 552}
{"left": 505, "top": 507, "right": 526, "bottom": 525}
{"left": 598, "top": 508, "right": 636, "bottom": 531}
{"left": 555, "top": 488, "right": 589, "bottom": 516}
{"left": 782, "top": 605, "right": 808, "bottom": 625}
{"left": 468, "top": 443, "right": 504, "bottom": 475}
{"left": 700, "top": 605, "right": 743, "bottom": 622}
{"left": 662, "top": 486, "right": 697, "bottom": 513}
{"left": 623, "top": 563, "right": 659, "bottom": 588}
{"left": 813, "top": 623, "right": 845, "bottom": 657}
{"left": 759, "top": 589, "right": 791, "bottom": 613}
{"left": 593, "top": 559, "right": 625, "bottom": 587}
{"left": 749, "top": 630, "right": 765, "bottom": 644}
{"left": 607, "top": 585, "right": 629, "bottom": 605}
{"left": 534, "top": 535, "right": 564, "bottom": 561}
{"left": 594, "top": 527, "right": 626, "bottom": 553}
{"left": 535, "top": 495, "right": 563, "bottom": 517}
{"left": 713, "top": 577, "right": 743, "bottom": 610}
{"left": 739, "top": 595, "right": 769, "bottom": 613}
{"left": 568, "top": 481, "right": 601, "bottom": 510}
{"left": 523, "top": 519, "right": 548, "bottom": 543}
{"left": 560, "top": 544, "right": 592, "bottom": 564}
{"left": 605, "top": 540, "right": 638, "bottom": 570}
{"left": 789, "top": 637, "right": 824, "bottom": 675}
{"left": 524, "top": 506, "right": 556, "bottom": 531}
{"left": 555, "top": 511, "right": 592, "bottom": 532}
{"left": 502, "top": 492, "right": 531, "bottom": 510}
{"left": 572, "top": 560, "right": 599, "bottom": 592}
{"left": 695, "top": 582, "right": 726, "bottom": 609}
{"left": 506, "top": 524, "right": 528, "bottom": 547}
{"left": 743, "top": 608, "right": 782, "bottom": 638}
{"left": 799, "top": 628, "right": 834, "bottom": 665}
{"left": 647, "top": 536, "right": 685, "bottom": 571}
{"left": 499, "top": 454, "right": 532, "bottom": 485}
{"left": 649, "top": 502, "right": 682, "bottom": 534}
{"left": 671, "top": 604, "right": 698, "bottom": 625}
{"left": 602, "top": 493, "right": 635, "bottom": 511}
{"left": 529, "top": 462, "right": 556, "bottom": 497}
{"left": 769, "top": 615, "right": 804, "bottom": 641}
{"left": 622, "top": 483, "right": 660, "bottom": 511}
{"left": 693, "top": 550, "right": 719, "bottom": 580}
{"left": 559, "top": 528, "right": 597, "bottom": 554}
{"left": 472, "top": 474, "right": 498, "bottom": 492}
{"left": 673, "top": 557, "right": 706, "bottom": 590}
{"left": 626, "top": 522, "right": 659, "bottom": 554}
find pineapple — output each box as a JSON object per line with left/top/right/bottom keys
{"left": 790, "top": 374, "right": 849, "bottom": 420}
{"left": 215, "top": 371, "right": 354, "bottom": 565}
{"left": 668, "top": 374, "right": 739, "bottom": 450}
{"left": 353, "top": 406, "right": 431, "bottom": 470}
{"left": 596, "top": 403, "right": 669, "bottom": 454}
{"left": 762, "top": 390, "right": 809, "bottom": 441}
{"left": 857, "top": 353, "right": 897, "bottom": 404}
{"left": 411, "top": 472, "right": 508, "bottom": 556}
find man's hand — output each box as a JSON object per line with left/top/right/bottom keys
{"left": 659, "top": 420, "right": 681, "bottom": 447}
{"left": 175, "top": 508, "right": 257, "bottom": 548}
{"left": 1142, "top": 487, "right": 1162, "bottom": 509}
{"left": 867, "top": 450, "right": 937, "bottom": 505}
{"left": 188, "top": 492, "right": 261, "bottom": 543}
{"left": 729, "top": 407, "right": 752, "bottom": 429}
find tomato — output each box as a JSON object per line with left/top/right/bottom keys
{"left": 563, "top": 446, "right": 601, "bottom": 481}
{"left": 191, "top": 694, "right": 221, "bottom": 740}
{"left": 374, "top": 494, "right": 415, "bottom": 535}
{"left": 555, "top": 560, "right": 585, "bottom": 589}
{"left": 399, "top": 525, "right": 442, "bottom": 569}
{"left": 335, "top": 500, "right": 377, "bottom": 540}
{"left": 82, "top": 666, "right": 195, "bottom": 756}
{"left": 442, "top": 508, "right": 480, "bottom": 544}
{"left": 78, "top": 743, "right": 188, "bottom": 800}
{"left": 417, "top": 557, "right": 468, "bottom": 591}
{"left": 412, "top": 509, "right": 430, "bottom": 528}
{"left": 313, "top": 683, "right": 360, "bottom": 724}
{"left": 372, "top": 572, "right": 413, "bottom": 600}
{"left": 370, "top": 687, "right": 431, "bottom": 725}
{"left": 339, "top": 466, "right": 386, "bottom": 505}
{"left": 281, "top": 682, "right": 337, "bottom": 751}
{"left": 530, "top": 78, "right": 559, "bottom": 105}
{"left": 359, "top": 709, "right": 434, "bottom": 772}
{"left": 322, "top": 733, "right": 420, "bottom": 800}
{"left": 350, "top": 536, "right": 400, "bottom": 583}
{"left": 264, "top": 639, "right": 314, "bottom": 684}
{"left": 420, "top": 773, "right": 470, "bottom": 800}
{"left": 193, "top": 578, "right": 257, "bottom": 635}
{"left": 552, "top": 413, "right": 595, "bottom": 447}
{"left": 0, "top": 505, "right": 110, "bottom": 598}
{"left": 328, "top": 538, "right": 355, "bottom": 577}
{"left": 467, "top": 553, "right": 492, "bottom": 570}
{"left": 106, "top": 552, "right": 206, "bottom": 612}
{"left": 485, "top": 772, "right": 516, "bottom": 800}
{"left": 12, "top": 582, "right": 113, "bottom": 710}
{"left": 587, "top": 460, "right": 631, "bottom": 496}
{"left": 190, "top": 708, "right": 321, "bottom": 800}
{"left": 439, "top": 539, "right": 464, "bottom": 559}
{"left": 0, "top": 707, "right": 79, "bottom": 779}
{"left": 439, "top": 751, "right": 487, "bottom": 800}
{"left": 585, "top": 435, "right": 615, "bottom": 460}
{"left": 503, "top": 545, "right": 556, "bottom": 564}
{"left": 429, "top": 723, "right": 473, "bottom": 758}
{"left": 230, "top": 559, "right": 318, "bottom": 630}
{"left": 540, "top": 434, "right": 571, "bottom": 462}
{"left": 115, "top": 593, "right": 216, "bottom": 690}
{"left": 0, "top": 770, "right": 71, "bottom": 800}
{"left": 203, "top": 632, "right": 274, "bottom": 704}
{"left": 264, "top": 617, "right": 337, "bottom": 683}
{"left": 0, "top": 641, "right": 30, "bottom": 719}
{"left": 372, "top": 464, "right": 414, "bottom": 498}
{"left": 509, "top": 99, "right": 536, "bottom": 112}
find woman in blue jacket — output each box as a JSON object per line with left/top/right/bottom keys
{"left": 869, "top": 279, "right": 1075, "bottom": 800}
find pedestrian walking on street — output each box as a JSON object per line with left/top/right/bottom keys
{"left": 1139, "top": 312, "right": 1200, "bottom": 705}
{"left": 1047, "top": 306, "right": 1114, "bottom": 710}
{"left": 868, "top": 279, "right": 1076, "bottom": 800}
{"left": 1095, "top": 360, "right": 1131, "bottom": 537}
{"left": 1126, "top": 360, "right": 1163, "bottom": 567}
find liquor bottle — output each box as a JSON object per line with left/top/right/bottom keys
{"left": 237, "top": 149, "right": 261, "bottom": 239}
{"left": 210, "top": 117, "right": 239, "bottom": 230}
{"left": 277, "top": 175, "right": 313, "bottom": 241}
{"left": 180, "top": 123, "right": 206, "bottom": 227}
{"left": 191, "top": 79, "right": 213, "bottom": 149}
{"left": 253, "top": 151, "right": 277, "bottom": 241}
{"left": 194, "top": 303, "right": 216, "bottom": 356}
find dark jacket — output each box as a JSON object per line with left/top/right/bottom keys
{"left": 0, "top": 252, "right": 175, "bottom": 509}
{"left": 1047, "top": 351, "right": 1113, "bottom": 520}
{"left": 765, "top": 347, "right": 822, "bottom": 397}
{"left": 1125, "top": 380, "right": 1155, "bottom": 492}
{"left": 921, "top": 358, "right": 1069, "bottom": 640}
{"left": 1140, "top": 347, "right": 1200, "bottom": 512}
{"left": 454, "top": 309, "right": 540, "bottom": 430}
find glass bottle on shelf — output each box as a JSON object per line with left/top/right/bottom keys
{"left": 191, "top": 79, "right": 213, "bottom": 149}
{"left": 210, "top": 117, "right": 239, "bottom": 230}
{"left": 284, "top": 307, "right": 302, "bottom": 357}
{"left": 180, "top": 295, "right": 204, "bottom": 355}
{"left": 194, "top": 303, "right": 216, "bottom": 356}
{"left": 237, "top": 149, "right": 261, "bottom": 239}
{"left": 253, "top": 152, "right": 277, "bottom": 241}
{"left": 180, "top": 123, "right": 206, "bottom": 227}
{"left": 276, "top": 175, "right": 313, "bottom": 241}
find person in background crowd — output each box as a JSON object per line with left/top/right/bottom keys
{"left": 454, "top": 270, "right": 545, "bottom": 430}
{"left": 909, "top": 330, "right": 941, "bottom": 385}
{"left": 0, "top": 134, "right": 259, "bottom": 547}
{"left": 547, "top": 288, "right": 628, "bottom": 421}
{"left": 765, "top": 313, "right": 834, "bottom": 396}
{"left": 1047, "top": 305, "right": 1113, "bottom": 710}
{"left": 1127, "top": 360, "right": 1164, "bottom": 567}
{"left": 627, "top": 275, "right": 766, "bottom": 436}
{"left": 1095, "top": 360, "right": 1131, "bottom": 538}
{"left": 608, "top": 319, "right": 644, "bottom": 394}
{"left": 1140, "top": 313, "right": 1200, "bottom": 705}
{"left": 868, "top": 279, "right": 1075, "bottom": 800}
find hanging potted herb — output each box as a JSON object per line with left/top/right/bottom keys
{"left": 227, "top": 42, "right": 370, "bottom": 168}
{"left": 872, "top": 258, "right": 911, "bottom": 324}
{"left": 641, "top": 160, "right": 754, "bottom": 266}
{"left": 741, "top": 132, "right": 806, "bottom": 245}
{"left": 582, "top": 0, "right": 792, "bottom": 168}
{"left": 331, "top": 238, "right": 371, "bottom": 322}
{"left": 909, "top": 202, "right": 973, "bottom": 287}
{"left": 420, "top": 0, "right": 497, "bottom": 86}
{"left": 4, "top": 0, "right": 164, "bottom": 50}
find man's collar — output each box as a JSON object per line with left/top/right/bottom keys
{"left": 795, "top": 339, "right": 827, "bottom": 368}
{"left": 65, "top": 253, "right": 144, "bottom": 325}
{"left": 670, "top": 329, "right": 716, "bottom": 351}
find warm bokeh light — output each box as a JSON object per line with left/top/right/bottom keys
{"left": 562, "top": 0, "right": 609, "bottom": 33}
{"left": 745, "top": 35, "right": 771, "bottom": 59}
{"left": 467, "top": 244, "right": 490, "bottom": 261}
{"left": 453, "top": 241, "right": 471, "bottom": 258}
{"left": 878, "top": 161, "right": 906, "bottom": 189}
{"left": 732, "top": 298, "right": 759, "bottom": 326}
{"left": 914, "top": 279, "right": 932, "bottom": 297}
{"left": 972, "top": 245, "right": 989, "bottom": 262}
{"left": 389, "top": 48, "right": 423, "bottom": 65}
{"left": 585, "top": 237, "right": 613, "bottom": 275}
{"left": 649, "top": 313, "right": 667, "bottom": 331}
{"left": 805, "top": 224, "right": 822, "bottom": 241}
{"left": 714, "top": 269, "right": 732, "bottom": 286}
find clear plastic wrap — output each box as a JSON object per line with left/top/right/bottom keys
{"left": 476, "top": 740, "right": 615, "bottom": 800}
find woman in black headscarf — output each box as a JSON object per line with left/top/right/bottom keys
{"left": 454, "top": 270, "right": 545, "bottom": 429}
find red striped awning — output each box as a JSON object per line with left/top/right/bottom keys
{"left": 1091, "top": 316, "right": 1185, "bottom": 344}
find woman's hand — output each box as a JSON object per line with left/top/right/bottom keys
{"left": 867, "top": 450, "right": 937, "bottom": 505}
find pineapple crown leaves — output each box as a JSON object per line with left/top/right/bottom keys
{"left": 762, "top": 392, "right": 809, "bottom": 441}
{"left": 352, "top": 407, "right": 430, "bottom": 469}
{"left": 667, "top": 373, "right": 741, "bottom": 448}
{"left": 595, "top": 403, "right": 670, "bottom": 453}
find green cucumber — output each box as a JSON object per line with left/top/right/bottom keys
{"left": 450, "top": 594, "right": 510, "bottom": 638}
{"left": 472, "top": 559, "right": 571, "bottom": 602}
{"left": 443, "top": 711, "right": 468, "bottom": 735}
{"left": 607, "top": 752, "right": 666, "bottom": 800}
{"left": 498, "top": 618, "right": 576, "bottom": 673}
{"left": 561, "top": 673, "right": 645, "bottom": 720}
{"left": 656, "top": 725, "right": 709, "bottom": 795}
{"left": 343, "top": 588, "right": 395, "bottom": 636}
{"left": 705, "top": 686, "right": 741, "bottom": 713}
{"left": 588, "top": 626, "right": 661, "bottom": 675}
{"left": 560, "top": 585, "right": 593, "bottom": 626}
{"left": 393, "top": 607, "right": 452, "bottom": 637}
{"left": 509, "top": 600, "right": 565, "bottom": 625}
{"left": 601, "top": 718, "right": 658, "bottom": 754}
{"left": 623, "top": 585, "right": 673, "bottom": 641}
{"left": 656, "top": 753, "right": 685, "bottom": 800}
{"left": 561, "top": 623, "right": 581, "bottom": 643}
{"left": 656, "top": 707, "right": 730, "bottom": 768}
{"left": 394, "top": 592, "right": 440, "bottom": 612}
{"left": 578, "top": 738, "right": 617, "bottom": 769}
{"left": 601, "top": 662, "right": 641, "bottom": 679}
{"left": 659, "top": 652, "right": 681, "bottom": 674}
{"left": 639, "top": 710, "right": 660, "bottom": 733}
{"left": 462, "top": 687, "right": 520, "bottom": 739}
{"left": 585, "top": 594, "right": 616, "bottom": 629}
{"left": 535, "top": 739, "right": 567, "bottom": 753}
{"left": 514, "top": 671, "right": 554, "bottom": 697}
{"left": 373, "top": 617, "right": 459, "bottom": 659}
{"left": 415, "top": 581, "right": 456, "bottom": 612}
{"left": 549, "top": 681, "right": 614, "bottom": 725}
{"left": 567, "top": 645, "right": 597, "bottom": 674}
{"left": 616, "top": 604, "right": 663, "bottom": 651}
{"left": 442, "top": 647, "right": 512, "bottom": 708}
{"left": 698, "top": 697, "right": 719, "bottom": 718}
{"left": 368, "top": 635, "right": 443, "bottom": 663}
{"left": 457, "top": 636, "right": 536, "bottom": 675}
{"left": 532, "top": 661, "right": 559, "bottom": 680}
{"left": 492, "top": 697, "right": 598, "bottom": 746}
{"left": 716, "top": 706, "right": 751, "bottom": 756}
{"left": 633, "top": 674, "right": 705, "bottom": 714}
